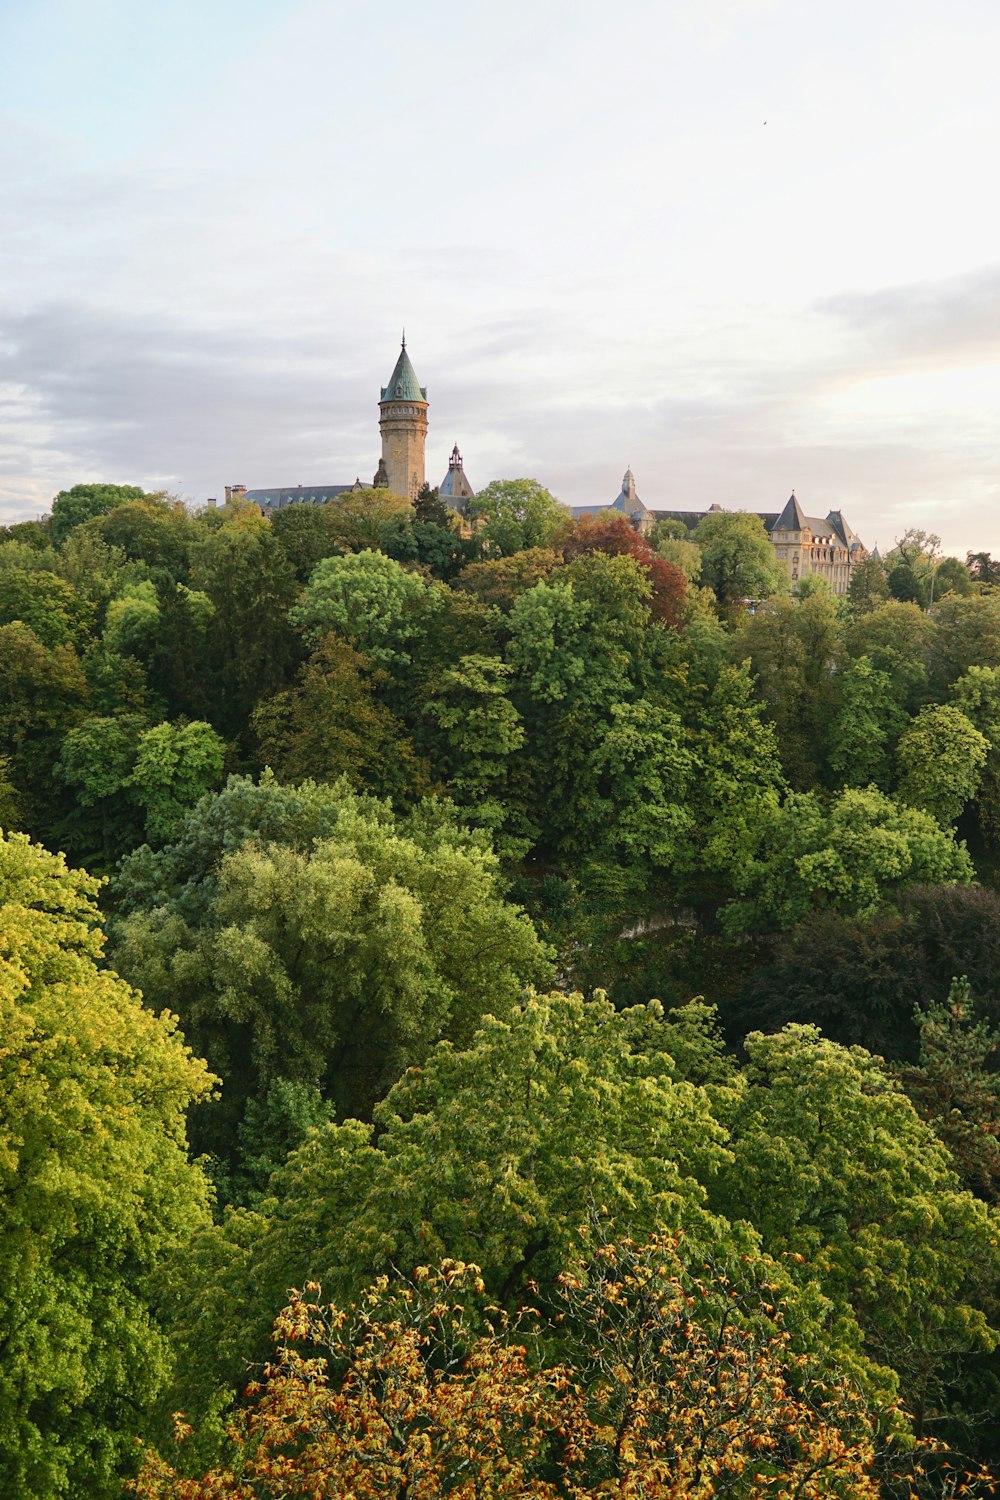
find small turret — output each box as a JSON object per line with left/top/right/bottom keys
{"left": 439, "top": 443, "right": 475, "bottom": 510}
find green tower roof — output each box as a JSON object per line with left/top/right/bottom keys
{"left": 381, "top": 338, "right": 427, "bottom": 403}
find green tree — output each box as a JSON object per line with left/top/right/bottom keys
{"left": 934, "top": 555, "right": 975, "bottom": 598}
{"left": 189, "top": 511, "right": 299, "bottom": 737}
{"left": 322, "top": 486, "right": 413, "bottom": 551}
{"left": 268, "top": 502, "right": 340, "bottom": 582}
{"left": 847, "top": 553, "right": 890, "bottom": 613}
{"left": 111, "top": 782, "right": 552, "bottom": 1147}
{"left": 0, "top": 623, "right": 89, "bottom": 832}
{"left": 712, "top": 1025, "right": 1000, "bottom": 1442}
{"left": 827, "top": 654, "right": 908, "bottom": 789}
{"left": 55, "top": 525, "right": 147, "bottom": 612}
{"left": 0, "top": 753, "right": 21, "bottom": 828}
{"left": 894, "top": 978, "right": 1000, "bottom": 1203}
{"left": 289, "top": 547, "right": 432, "bottom": 666}
{"left": 96, "top": 497, "right": 197, "bottom": 577}
{"left": 844, "top": 599, "right": 933, "bottom": 712}
{"left": 506, "top": 567, "right": 639, "bottom": 712}
{"left": 685, "top": 660, "right": 786, "bottom": 886}
{"left": 884, "top": 528, "right": 942, "bottom": 608}
{"left": 53, "top": 712, "right": 148, "bottom": 864}
{"left": 693, "top": 510, "right": 788, "bottom": 615}
{"left": 651, "top": 531, "right": 703, "bottom": 582}
{"left": 423, "top": 653, "right": 527, "bottom": 853}
{"left": 0, "top": 567, "right": 94, "bottom": 648}
{"left": 251, "top": 633, "right": 426, "bottom": 803}
{"left": 0, "top": 830, "right": 213, "bottom": 1498}
{"left": 724, "top": 786, "right": 973, "bottom": 934}
{"left": 157, "top": 991, "right": 729, "bottom": 1421}
{"left": 50, "top": 481, "right": 148, "bottom": 546}
{"left": 581, "top": 698, "right": 696, "bottom": 903}
{"left": 129, "top": 720, "right": 227, "bottom": 843}
{"left": 454, "top": 546, "right": 561, "bottom": 608}
{"left": 952, "top": 665, "right": 1000, "bottom": 843}
{"left": 896, "top": 703, "right": 988, "bottom": 826}
{"left": 734, "top": 592, "right": 843, "bottom": 788}
{"left": 466, "top": 478, "right": 570, "bottom": 557}
{"left": 927, "top": 592, "right": 1000, "bottom": 697}
{"left": 505, "top": 562, "right": 648, "bottom": 861}
{"left": 737, "top": 883, "right": 1000, "bottom": 1060}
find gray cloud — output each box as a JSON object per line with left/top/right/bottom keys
{"left": 817, "top": 262, "right": 1000, "bottom": 367}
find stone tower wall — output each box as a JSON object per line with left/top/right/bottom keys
{"left": 379, "top": 402, "right": 428, "bottom": 499}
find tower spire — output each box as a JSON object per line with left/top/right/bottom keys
{"left": 379, "top": 336, "right": 428, "bottom": 499}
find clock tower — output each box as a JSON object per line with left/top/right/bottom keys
{"left": 378, "top": 335, "right": 428, "bottom": 499}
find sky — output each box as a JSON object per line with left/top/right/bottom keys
{"left": 2, "top": 0, "right": 999, "bottom": 554}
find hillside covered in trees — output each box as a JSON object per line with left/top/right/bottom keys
{"left": 3, "top": 478, "right": 1000, "bottom": 1497}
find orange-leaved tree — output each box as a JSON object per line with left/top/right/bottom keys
{"left": 129, "top": 1228, "right": 995, "bottom": 1499}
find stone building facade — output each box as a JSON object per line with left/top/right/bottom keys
{"left": 571, "top": 472, "right": 868, "bottom": 595}
{"left": 377, "top": 337, "right": 428, "bottom": 499}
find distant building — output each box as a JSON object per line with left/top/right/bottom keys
{"left": 570, "top": 474, "right": 868, "bottom": 595}
{"left": 226, "top": 339, "right": 476, "bottom": 517}
{"left": 438, "top": 444, "right": 475, "bottom": 510}
{"left": 227, "top": 481, "right": 362, "bottom": 512}
{"left": 572, "top": 466, "right": 647, "bottom": 522}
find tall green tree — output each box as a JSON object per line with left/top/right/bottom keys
{"left": 826, "top": 654, "right": 908, "bottom": 789}
{"left": 894, "top": 978, "right": 1000, "bottom": 1203}
{"left": 0, "top": 831, "right": 213, "bottom": 1499}
{"left": 847, "top": 552, "right": 890, "bottom": 613}
{"left": 844, "top": 600, "right": 933, "bottom": 713}
{"left": 466, "top": 478, "right": 570, "bottom": 557}
{"left": 50, "top": 481, "right": 148, "bottom": 546}
{"left": 712, "top": 1025, "right": 1000, "bottom": 1443}
{"left": 0, "top": 622, "right": 89, "bottom": 833}
{"left": 128, "top": 720, "right": 227, "bottom": 843}
{"left": 252, "top": 633, "right": 426, "bottom": 804}
{"left": 693, "top": 510, "right": 788, "bottom": 615}
{"left": 111, "top": 780, "right": 551, "bottom": 1151}
{"left": 0, "top": 567, "right": 93, "bottom": 649}
{"left": 896, "top": 704, "right": 988, "bottom": 826}
{"left": 289, "top": 547, "right": 433, "bottom": 667}
{"left": 189, "top": 512, "right": 299, "bottom": 737}
{"left": 927, "top": 593, "right": 1000, "bottom": 697}
{"left": 734, "top": 592, "right": 842, "bottom": 787}
{"left": 723, "top": 786, "right": 974, "bottom": 935}
{"left": 422, "top": 653, "right": 527, "bottom": 854}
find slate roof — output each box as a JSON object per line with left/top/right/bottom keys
{"left": 381, "top": 339, "right": 427, "bottom": 403}
{"left": 570, "top": 495, "right": 629, "bottom": 518}
{"left": 244, "top": 484, "right": 356, "bottom": 510}
{"left": 645, "top": 509, "right": 712, "bottom": 531}
{"left": 772, "top": 493, "right": 808, "bottom": 532}
{"left": 439, "top": 444, "right": 475, "bottom": 506}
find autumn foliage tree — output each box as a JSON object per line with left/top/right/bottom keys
{"left": 132, "top": 1230, "right": 973, "bottom": 1500}
{"left": 564, "top": 512, "right": 688, "bottom": 626}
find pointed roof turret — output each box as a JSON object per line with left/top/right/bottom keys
{"left": 772, "top": 491, "right": 807, "bottom": 532}
{"left": 381, "top": 334, "right": 427, "bottom": 403}
{"left": 439, "top": 443, "right": 475, "bottom": 508}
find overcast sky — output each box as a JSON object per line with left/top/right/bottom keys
{"left": 2, "top": 0, "right": 999, "bottom": 553}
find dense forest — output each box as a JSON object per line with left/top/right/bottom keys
{"left": 3, "top": 478, "right": 1000, "bottom": 1498}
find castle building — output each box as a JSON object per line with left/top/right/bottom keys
{"left": 228, "top": 339, "right": 474, "bottom": 516}
{"left": 571, "top": 473, "right": 868, "bottom": 595}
